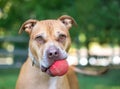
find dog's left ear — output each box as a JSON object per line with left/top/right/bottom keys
{"left": 58, "top": 15, "right": 77, "bottom": 29}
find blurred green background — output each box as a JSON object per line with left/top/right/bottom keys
{"left": 0, "top": 0, "right": 120, "bottom": 89}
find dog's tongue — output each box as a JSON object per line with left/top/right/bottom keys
{"left": 47, "top": 60, "right": 69, "bottom": 76}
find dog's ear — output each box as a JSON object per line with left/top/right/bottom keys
{"left": 19, "top": 19, "right": 38, "bottom": 34}
{"left": 58, "top": 15, "right": 77, "bottom": 29}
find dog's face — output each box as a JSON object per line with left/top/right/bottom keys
{"left": 19, "top": 15, "right": 76, "bottom": 75}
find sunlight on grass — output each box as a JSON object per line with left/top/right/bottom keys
{"left": 95, "top": 85, "right": 120, "bottom": 89}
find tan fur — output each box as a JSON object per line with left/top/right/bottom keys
{"left": 16, "top": 15, "right": 79, "bottom": 89}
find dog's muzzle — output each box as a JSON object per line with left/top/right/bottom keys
{"left": 29, "top": 45, "right": 68, "bottom": 76}
{"left": 40, "top": 45, "right": 68, "bottom": 75}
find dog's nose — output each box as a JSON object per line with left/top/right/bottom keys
{"left": 47, "top": 46, "right": 59, "bottom": 59}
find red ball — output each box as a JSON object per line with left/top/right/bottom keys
{"left": 49, "top": 60, "right": 69, "bottom": 76}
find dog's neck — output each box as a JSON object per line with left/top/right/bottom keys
{"left": 28, "top": 48, "right": 40, "bottom": 67}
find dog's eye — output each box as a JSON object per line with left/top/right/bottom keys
{"left": 35, "top": 36, "right": 45, "bottom": 44}
{"left": 58, "top": 34, "right": 66, "bottom": 43}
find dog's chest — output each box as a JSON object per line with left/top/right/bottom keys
{"left": 49, "top": 77, "right": 58, "bottom": 89}
{"left": 48, "top": 76, "right": 70, "bottom": 89}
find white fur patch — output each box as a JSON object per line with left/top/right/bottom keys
{"left": 49, "top": 77, "right": 58, "bottom": 89}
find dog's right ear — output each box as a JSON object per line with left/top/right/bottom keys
{"left": 58, "top": 15, "right": 77, "bottom": 30}
{"left": 19, "top": 19, "right": 38, "bottom": 34}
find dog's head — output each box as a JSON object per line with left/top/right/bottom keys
{"left": 19, "top": 15, "right": 77, "bottom": 76}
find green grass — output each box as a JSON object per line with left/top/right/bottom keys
{"left": 0, "top": 68, "right": 120, "bottom": 89}
{"left": 77, "top": 69, "right": 120, "bottom": 89}
{"left": 0, "top": 69, "right": 19, "bottom": 89}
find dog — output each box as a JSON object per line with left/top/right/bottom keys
{"left": 15, "top": 15, "right": 79, "bottom": 89}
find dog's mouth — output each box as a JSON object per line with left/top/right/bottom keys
{"left": 41, "top": 59, "right": 69, "bottom": 77}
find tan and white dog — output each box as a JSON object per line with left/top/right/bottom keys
{"left": 16, "top": 15, "right": 79, "bottom": 89}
